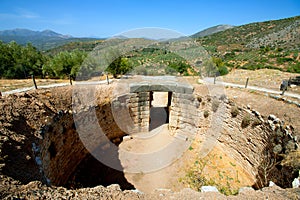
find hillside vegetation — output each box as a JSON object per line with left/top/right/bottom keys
{"left": 196, "top": 16, "right": 300, "bottom": 73}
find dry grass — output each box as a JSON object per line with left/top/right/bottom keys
{"left": 0, "top": 79, "right": 70, "bottom": 92}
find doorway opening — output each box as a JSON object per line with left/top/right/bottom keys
{"left": 149, "top": 91, "right": 172, "bottom": 131}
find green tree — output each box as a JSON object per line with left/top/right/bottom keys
{"left": 42, "top": 50, "right": 87, "bottom": 78}
{"left": 203, "top": 59, "right": 217, "bottom": 77}
{"left": 105, "top": 57, "right": 132, "bottom": 78}
{"left": 0, "top": 41, "right": 45, "bottom": 79}
{"left": 169, "top": 62, "right": 191, "bottom": 75}
{"left": 212, "top": 57, "right": 228, "bottom": 76}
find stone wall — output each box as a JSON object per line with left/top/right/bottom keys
{"left": 129, "top": 92, "right": 150, "bottom": 133}
{"left": 111, "top": 92, "right": 150, "bottom": 134}
{"left": 194, "top": 94, "right": 299, "bottom": 188}
{"left": 40, "top": 112, "right": 87, "bottom": 186}
{"left": 40, "top": 102, "right": 126, "bottom": 186}
{"left": 169, "top": 92, "right": 200, "bottom": 137}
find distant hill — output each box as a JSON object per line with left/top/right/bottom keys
{"left": 45, "top": 40, "right": 104, "bottom": 55}
{"left": 0, "top": 28, "right": 100, "bottom": 51}
{"left": 196, "top": 15, "right": 300, "bottom": 73}
{"left": 197, "top": 16, "right": 300, "bottom": 50}
{"left": 191, "top": 24, "right": 234, "bottom": 38}
{"left": 0, "top": 28, "right": 71, "bottom": 38}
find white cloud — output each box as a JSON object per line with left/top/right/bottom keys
{"left": 0, "top": 8, "right": 39, "bottom": 20}
{"left": 16, "top": 8, "right": 39, "bottom": 19}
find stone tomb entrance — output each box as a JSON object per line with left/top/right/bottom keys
{"left": 116, "top": 80, "right": 199, "bottom": 135}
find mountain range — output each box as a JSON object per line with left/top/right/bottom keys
{"left": 0, "top": 15, "right": 299, "bottom": 52}
{"left": 0, "top": 28, "right": 99, "bottom": 50}
{"left": 0, "top": 24, "right": 236, "bottom": 50}
{"left": 0, "top": 28, "right": 71, "bottom": 38}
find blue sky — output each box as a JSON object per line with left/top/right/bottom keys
{"left": 0, "top": 0, "right": 299, "bottom": 38}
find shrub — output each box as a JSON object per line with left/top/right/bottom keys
{"left": 219, "top": 94, "right": 227, "bottom": 101}
{"left": 197, "top": 96, "right": 202, "bottom": 102}
{"left": 218, "top": 66, "right": 229, "bottom": 75}
{"left": 241, "top": 113, "right": 251, "bottom": 128}
{"left": 212, "top": 99, "right": 220, "bottom": 112}
{"left": 204, "top": 110, "right": 209, "bottom": 118}
{"left": 252, "top": 118, "right": 262, "bottom": 127}
{"left": 231, "top": 106, "right": 239, "bottom": 117}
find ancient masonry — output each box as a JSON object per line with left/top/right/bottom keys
{"left": 111, "top": 81, "right": 200, "bottom": 136}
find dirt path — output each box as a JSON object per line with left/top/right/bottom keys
{"left": 204, "top": 77, "right": 300, "bottom": 100}
{"left": 119, "top": 124, "right": 190, "bottom": 193}
{"left": 1, "top": 80, "right": 114, "bottom": 96}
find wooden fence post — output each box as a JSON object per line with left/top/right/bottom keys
{"left": 32, "top": 74, "right": 37, "bottom": 89}
{"left": 281, "top": 87, "right": 286, "bottom": 95}
{"left": 214, "top": 74, "right": 216, "bottom": 84}
{"left": 288, "top": 77, "right": 291, "bottom": 86}
{"left": 245, "top": 77, "right": 249, "bottom": 88}
{"left": 69, "top": 75, "right": 72, "bottom": 85}
{"left": 106, "top": 75, "right": 109, "bottom": 85}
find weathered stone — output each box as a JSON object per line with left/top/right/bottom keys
{"left": 269, "top": 181, "right": 276, "bottom": 187}
{"left": 273, "top": 118, "right": 281, "bottom": 124}
{"left": 238, "top": 187, "right": 255, "bottom": 194}
{"left": 201, "top": 186, "right": 219, "bottom": 193}
{"left": 292, "top": 178, "right": 300, "bottom": 188}
{"left": 258, "top": 116, "right": 264, "bottom": 123}
{"left": 252, "top": 109, "right": 261, "bottom": 117}
{"left": 149, "top": 84, "right": 172, "bottom": 92}
{"left": 138, "top": 96, "right": 150, "bottom": 102}
{"left": 129, "top": 82, "right": 149, "bottom": 93}
{"left": 179, "top": 116, "right": 196, "bottom": 125}
{"left": 268, "top": 114, "right": 277, "bottom": 121}
{"left": 123, "top": 135, "right": 133, "bottom": 141}
{"left": 137, "top": 92, "right": 149, "bottom": 97}
{"left": 273, "top": 144, "right": 282, "bottom": 154}
{"left": 172, "top": 93, "right": 194, "bottom": 101}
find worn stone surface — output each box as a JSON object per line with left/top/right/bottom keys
{"left": 129, "top": 81, "right": 194, "bottom": 94}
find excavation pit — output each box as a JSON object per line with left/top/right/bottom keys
{"left": 0, "top": 83, "right": 299, "bottom": 196}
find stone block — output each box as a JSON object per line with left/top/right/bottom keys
{"left": 201, "top": 186, "right": 219, "bottom": 193}
{"left": 138, "top": 92, "right": 150, "bottom": 97}
{"left": 179, "top": 116, "right": 196, "bottom": 125}
{"left": 172, "top": 98, "right": 193, "bottom": 105}
{"left": 149, "top": 84, "right": 172, "bottom": 92}
{"left": 130, "top": 97, "right": 139, "bottom": 103}
{"left": 172, "top": 93, "right": 195, "bottom": 101}
{"left": 116, "top": 94, "right": 131, "bottom": 104}
{"left": 130, "top": 82, "right": 149, "bottom": 93}
{"left": 138, "top": 96, "right": 150, "bottom": 102}
{"left": 176, "top": 83, "right": 194, "bottom": 94}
